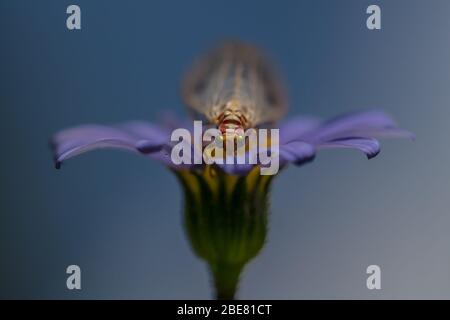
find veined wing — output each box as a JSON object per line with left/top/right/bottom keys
{"left": 182, "top": 41, "right": 287, "bottom": 127}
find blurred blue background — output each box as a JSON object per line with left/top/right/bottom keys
{"left": 1, "top": 0, "right": 449, "bottom": 298}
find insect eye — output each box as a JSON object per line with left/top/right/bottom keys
{"left": 236, "top": 134, "right": 245, "bottom": 148}
{"left": 215, "top": 135, "right": 224, "bottom": 148}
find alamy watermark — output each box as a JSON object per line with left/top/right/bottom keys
{"left": 66, "top": 5, "right": 81, "bottom": 30}
{"left": 170, "top": 121, "right": 280, "bottom": 175}
{"left": 366, "top": 265, "right": 381, "bottom": 290}
{"left": 366, "top": 5, "right": 381, "bottom": 30}
{"left": 66, "top": 265, "right": 81, "bottom": 290}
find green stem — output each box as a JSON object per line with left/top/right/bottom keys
{"left": 210, "top": 262, "right": 244, "bottom": 300}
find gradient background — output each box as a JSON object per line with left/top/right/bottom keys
{"left": 1, "top": 0, "right": 449, "bottom": 299}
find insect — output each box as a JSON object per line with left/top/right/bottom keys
{"left": 182, "top": 41, "right": 287, "bottom": 142}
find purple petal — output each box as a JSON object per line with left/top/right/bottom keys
{"left": 339, "top": 127, "right": 415, "bottom": 140}
{"left": 278, "top": 110, "right": 413, "bottom": 164}
{"left": 306, "top": 111, "right": 409, "bottom": 142}
{"left": 51, "top": 123, "right": 172, "bottom": 169}
{"left": 279, "top": 141, "right": 316, "bottom": 166}
{"left": 218, "top": 162, "right": 255, "bottom": 175}
{"left": 279, "top": 116, "right": 321, "bottom": 144}
{"left": 119, "top": 121, "right": 170, "bottom": 142}
{"left": 317, "top": 137, "right": 381, "bottom": 159}
{"left": 136, "top": 139, "right": 166, "bottom": 154}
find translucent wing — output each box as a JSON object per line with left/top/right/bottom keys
{"left": 182, "top": 41, "right": 287, "bottom": 127}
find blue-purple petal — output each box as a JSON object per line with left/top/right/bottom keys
{"left": 279, "top": 141, "right": 316, "bottom": 166}
{"left": 118, "top": 121, "right": 170, "bottom": 142}
{"left": 278, "top": 110, "right": 413, "bottom": 165}
{"left": 306, "top": 111, "right": 405, "bottom": 143}
{"left": 218, "top": 162, "right": 255, "bottom": 175}
{"left": 279, "top": 116, "right": 321, "bottom": 144}
{"left": 317, "top": 137, "right": 381, "bottom": 159}
{"left": 51, "top": 122, "right": 173, "bottom": 169}
{"left": 52, "top": 110, "right": 412, "bottom": 172}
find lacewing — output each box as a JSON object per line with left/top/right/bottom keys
{"left": 182, "top": 41, "right": 287, "bottom": 140}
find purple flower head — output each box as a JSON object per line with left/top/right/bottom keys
{"left": 51, "top": 110, "right": 413, "bottom": 175}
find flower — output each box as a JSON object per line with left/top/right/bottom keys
{"left": 51, "top": 110, "right": 413, "bottom": 173}
{"left": 50, "top": 109, "right": 412, "bottom": 299}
